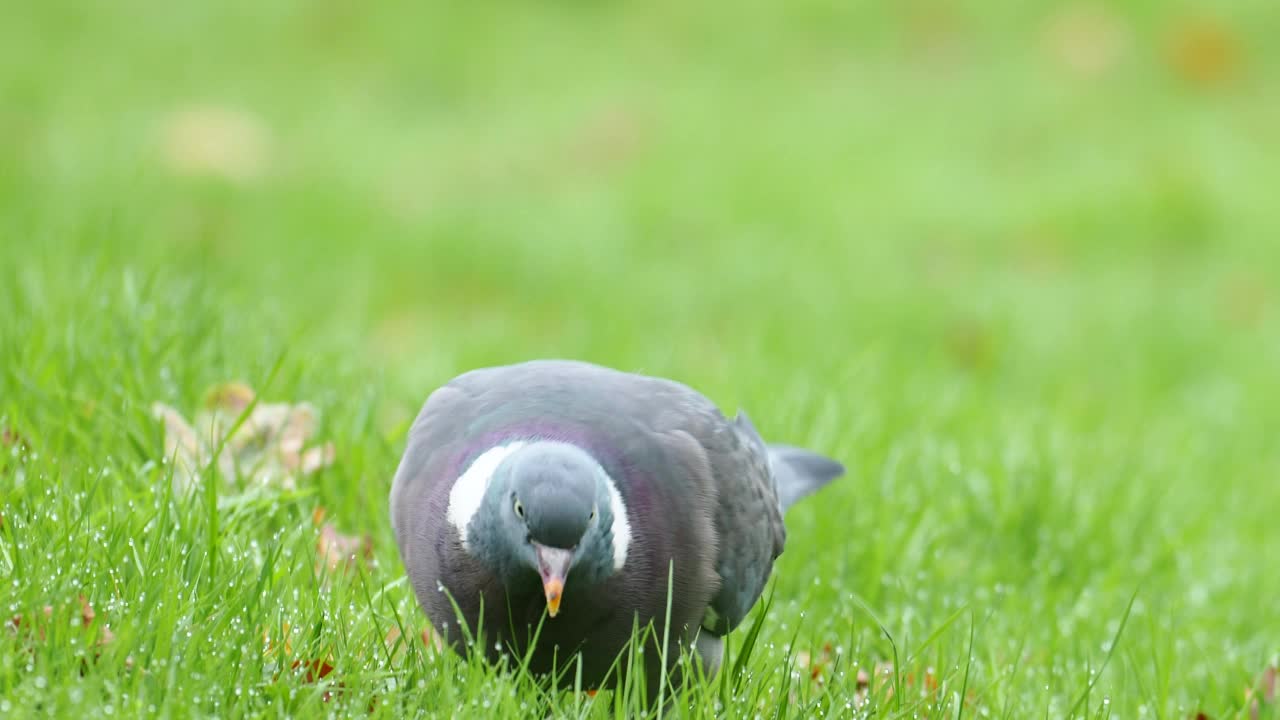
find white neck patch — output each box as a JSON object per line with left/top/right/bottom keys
{"left": 447, "top": 442, "right": 526, "bottom": 550}
{"left": 602, "top": 470, "right": 631, "bottom": 571}
{"left": 444, "top": 441, "right": 632, "bottom": 571}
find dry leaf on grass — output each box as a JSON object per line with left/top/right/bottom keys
{"left": 261, "top": 624, "right": 342, "bottom": 702}
{"left": 1042, "top": 3, "right": 1129, "bottom": 78}
{"left": 261, "top": 622, "right": 294, "bottom": 660}
{"left": 7, "top": 605, "right": 53, "bottom": 643}
{"left": 152, "top": 382, "right": 335, "bottom": 495}
{"left": 1247, "top": 664, "right": 1278, "bottom": 719}
{"left": 2, "top": 426, "right": 30, "bottom": 474}
{"left": 1165, "top": 17, "right": 1242, "bottom": 89}
{"left": 77, "top": 595, "right": 95, "bottom": 626}
{"left": 794, "top": 643, "right": 834, "bottom": 684}
{"left": 945, "top": 317, "right": 998, "bottom": 371}
{"left": 855, "top": 667, "right": 871, "bottom": 706}
{"left": 77, "top": 596, "right": 117, "bottom": 651}
{"left": 159, "top": 104, "right": 271, "bottom": 182}
{"left": 383, "top": 625, "right": 444, "bottom": 663}
{"left": 316, "top": 523, "right": 373, "bottom": 578}
{"left": 293, "top": 657, "right": 343, "bottom": 703}
{"left": 291, "top": 656, "right": 335, "bottom": 683}
{"left": 902, "top": 665, "right": 940, "bottom": 696}
{"left": 1, "top": 426, "right": 24, "bottom": 449}
{"left": 8, "top": 597, "right": 122, "bottom": 669}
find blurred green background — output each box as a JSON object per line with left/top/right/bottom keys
{"left": 5, "top": 0, "right": 1276, "bottom": 389}
{"left": 3, "top": 0, "right": 1278, "bottom": 716}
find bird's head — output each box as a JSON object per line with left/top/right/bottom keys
{"left": 467, "top": 441, "right": 624, "bottom": 617}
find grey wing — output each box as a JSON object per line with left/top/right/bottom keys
{"left": 697, "top": 410, "right": 786, "bottom": 636}
{"left": 389, "top": 381, "right": 476, "bottom": 581}
{"left": 389, "top": 364, "right": 513, "bottom": 540}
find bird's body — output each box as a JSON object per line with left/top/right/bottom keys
{"left": 389, "top": 360, "right": 843, "bottom": 691}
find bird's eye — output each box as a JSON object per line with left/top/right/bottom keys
{"left": 589, "top": 507, "right": 597, "bottom": 522}
{"left": 514, "top": 499, "right": 525, "bottom": 519}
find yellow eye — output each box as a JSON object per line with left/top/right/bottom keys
{"left": 514, "top": 499, "right": 525, "bottom": 519}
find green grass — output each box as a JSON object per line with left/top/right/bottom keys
{"left": 2, "top": 0, "right": 1279, "bottom": 717}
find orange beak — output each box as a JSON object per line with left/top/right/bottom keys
{"left": 543, "top": 577, "right": 564, "bottom": 616}
{"left": 533, "top": 544, "right": 573, "bottom": 618}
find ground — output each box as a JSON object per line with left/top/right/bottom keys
{"left": 1, "top": 0, "right": 1278, "bottom": 717}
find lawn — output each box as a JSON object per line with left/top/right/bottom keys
{"left": 2, "top": 0, "right": 1278, "bottom": 717}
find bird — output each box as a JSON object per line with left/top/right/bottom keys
{"left": 389, "top": 359, "right": 844, "bottom": 693}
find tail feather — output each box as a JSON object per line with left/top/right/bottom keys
{"left": 768, "top": 444, "right": 845, "bottom": 512}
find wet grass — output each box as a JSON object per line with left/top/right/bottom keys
{"left": 2, "top": 0, "right": 1280, "bottom": 717}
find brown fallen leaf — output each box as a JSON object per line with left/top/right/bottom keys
{"left": 383, "top": 626, "right": 441, "bottom": 664}
{"left": 794, "top": 643, "right": 834, "bottom": 684}
{"left": 265, "top": 625, "right": 338, "bottom": 695}
{"left": 1165, "top": 16, "right": 1241, "bottom": 89}
{"left": 202, "top": 381, "right": 256, "bottom": 414}
{"left": 298, "top": 444, "right": 337, "bottom": 475}
{"left": 945, "top": 317, "right": 997, "bottom": 371}
{"left": 2, "top": 426, "right": 30, "bottom": 474}
{"left": 316, "top": 523, "right": 373, "bottom": 578}
{"left": 1042, "top": 3, "right": 1129, "bottom": 78}
{"left": 10, "top": 598, "right": 116, "bottom": 664}
{"left": 289, "top": 656, "right": 343, "bottom": 703}
{"left": 873, "top": 661, "right": 896, "bottom": 698}
{"left": 291, "top": 656, "right": 335, "bottom": 683}
{"left": 423, "top": 625, "right": 443, "bottom": 654}
{"left": 159, "top": 105, "right": 272, "bottom": 182}
{"left": 904, "top": 667, "right": 939, "bottom": 697}
{"left": 855, "top": 667, "right": 870, "bottom": 707}
{"left": 1247, "top": 665, "right": 1278, "bottom": 719}
{"left": 385, "top": 624, "right": 445, "bottom": 661}
{"left": 383, "top": 626, "right": 404, "bottom": 656}
{"left": 152, "top": 402, "right": 203, "bottom": 484}
{"left": 9, "top": 605, "right": 55, "bottom": 643}
{"left": 266, "top": 649, "right": 342, "bottom": 703}
{"left": 1, "top": 426, "right": 23, "bottom": 448}
{"left": 152, "top": 382, "right": 336, "bottom": 495}
{"left": 77, "top": 596, "right": 116, "bottom": 655}
{"left": 262, "top": 622, "right": 294, "bottom": 659}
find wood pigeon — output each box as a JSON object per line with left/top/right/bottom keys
{"left": 390, "top": 360, "right": 844, "bottom": 691}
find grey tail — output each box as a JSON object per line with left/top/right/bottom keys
{"left": 768, "top": 444, "right": 845, "bottom": 512}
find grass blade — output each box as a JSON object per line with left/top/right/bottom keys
{"left": 1068, "top": 588, "right": 1139, "bottom": 719}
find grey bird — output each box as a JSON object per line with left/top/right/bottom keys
{"left": 389, "top": 360, "right": 844, "bottom": 691}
